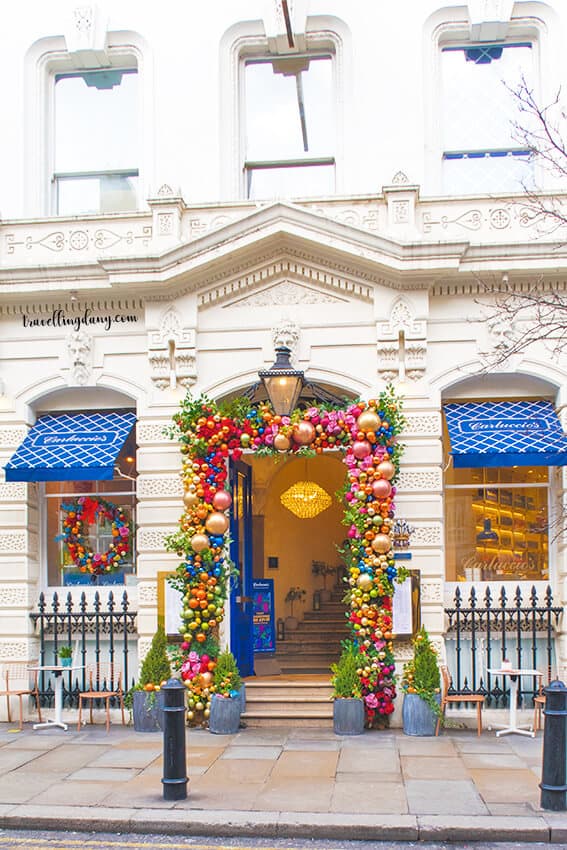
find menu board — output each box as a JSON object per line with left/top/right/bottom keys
{"left": 392, "top": 570, "right": 420, "bottom": 636}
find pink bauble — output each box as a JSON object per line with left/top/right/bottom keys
{"left": 274, "top": 433, "right": 291, "bottom": 452}
{"left": 205, "top": 512, "right": 229, "bottom": 535}
{"left": 371, "top": 533, "right": 391, "bottom": 553}
{"left": 212, "top": 490, "right": 232, "bottom": 511}
{"left": 377, "top": 460, "right": 395, "bottom": 481}
{"left": 356, "top": 410, "right": 381, "bottom": 432}
{"left": 352, "top": 440, "right": 371, "bottom": 459}
{"left": 372, "top": 479, "right": 392, "bottom": 499}
{"left": 190, "top": 533, "right": 210, "bottom": 553}
{"left": 292, "top": 421, "right": 316, "bottom": 445}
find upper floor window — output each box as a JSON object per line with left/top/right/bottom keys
{"left": 243, "top": 53, "right": 335, "bottom": 199}
{"left": 441, "top": 42, "right": 535, "bottom": 194}
{"left": 53, "top": 68, "right": 139, "bottom": 215}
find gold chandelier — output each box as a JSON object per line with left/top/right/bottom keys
{"left": 280, "top": 480, "right": 332, "bottom": 519}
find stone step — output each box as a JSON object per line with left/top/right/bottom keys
{"left": 241, "top": 712, "right": 333, "bottom": 728}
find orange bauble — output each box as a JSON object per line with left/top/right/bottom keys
{"left": 356, "top": 410, "right": 381, "bottom": 432}
{"left": 183, "top": 491, "right": 199, "bottom": 508}
{"left": 292, "top": 421, "right": 316, "bottom": 445}
{"left": 377, "top": 460, "right": 395, "bottom": 480}
{"left": 274, "top": 433, "right": 291, "bottom": 452}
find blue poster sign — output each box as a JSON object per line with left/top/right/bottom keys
{"left": 252, "top": 579, "right": 275, "bottom": 653}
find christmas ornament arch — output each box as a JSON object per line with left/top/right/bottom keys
{"left": 167, "top": 387, "right": 405, "bottom": 727}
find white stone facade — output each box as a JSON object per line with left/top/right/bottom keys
{"left": 2, "top": 0, "right": 567, "bottom": 722}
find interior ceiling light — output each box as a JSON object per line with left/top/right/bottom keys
{"left": 280, "top": 481, "right": 332, "bottom": 519}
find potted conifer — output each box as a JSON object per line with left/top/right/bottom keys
{"left": 331, "top": 640, "right": 365, "bottom": 735}
{"left": 209, "top": 649, "right": 243, "bottom": 734}
{"left": 401, "top": 626, "right": 441, "bottom": 736}
{"left": 130, "top": 626, "right": 172, "bottom": 732}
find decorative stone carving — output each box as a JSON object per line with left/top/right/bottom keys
{"left": 64, "top": 4, "right": 108, "bottom": 54}
{"left": 376, "top": 342, "right": 399, "bottom": 383}
{"left": 394, "top": 640, "right": 413, "bottom": 661}
{"left": 485, "top": 311, "right": 521, "bottom": 356}
{"left": 420, "top": 580, "right": 443, "bottom": 603}
{"left": 137, "top": 529, "right": 170, "bottom": 551}
{"left": 377, "top": 299, "right": 427, "bottom": 381}
{"left": 66, "top": 329, "right": 92, "bottom": 386}
{"left": 157, "top": 213, "right": 174, "bottom": 236}
{"left": 403, "top": 413, "right": 441, "bottom": 437}
{"left": 230, "top": 281, "right": 344, "bottom": 308}
{"left": 0, "top": 641, "right": 29, "bottom": 660}
{"left": 148, "top": 307, "right": 196, "bottom": 391}
{"left": 175, "top": 351, "right": 197, "bottom": 389}
{"left": 0, "top": 427, "right": 30, "bottom": 448}
{"left": 272, "top": 318, "right": 300, "bottom": 362}
{"left": 396, "top": 469, "right": 443, "bottom": 491}
{"left": 137, "top": 582, "right": 158, "bottom": 605}
{"left": 0, "top": 482, "right": 27, "bottom": 500}
{"left": 148, "top": 351, "right": 171, "bottom": 391}
{"left": 411, "top": 523, "right": 443, "bottom": 546}
{"left": 137, "top": 476, "right": 184, "bottom": 499}
{"left": 0, "top": 586, "right": 28, "bottom": 607}
{"left": 392, "top": 171, "right": 410, "bottom": 185}
{"left": 157, "top": 184, "right": 175, "bottom": 197}
{"left": 468, "top": 0, "right": 513, "bottom": 40}
{"left": 0, "top": 532, "right": 27, "bottom": 552}
{"left": 5, "top": 225, "right": 152, "bottom": 255}
{"left": 136, "top": 423, "right": 170, "bottom": 445}
{"left": 392, "top": 200, "right": 410, "bottom": 224}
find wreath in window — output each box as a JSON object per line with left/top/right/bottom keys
{"left": 57, "top": 496, "right": 131, "bottom": 575}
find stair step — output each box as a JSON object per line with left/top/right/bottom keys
{"left": 243, "top": 707, "right": 333, "bottom": 719}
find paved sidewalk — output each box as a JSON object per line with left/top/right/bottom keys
{"left": 0, "top": 720, "right": 565, "bottom": 843}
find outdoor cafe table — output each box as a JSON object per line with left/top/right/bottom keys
{"left": 486, "top": 667, "right": 542, "bottom": 738}
{"left": 28, "top": 664, "right": 84, "bottom": 731}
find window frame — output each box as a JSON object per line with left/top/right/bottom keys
{"left": 24, "top": 34, "right": 149, "bottom": 218}
{"left": 439, "top": 40, "right": 536, "bottom": 195}
{"left": 241, "top": 50, "right": 337, "bottom": 200}
{"left": 50, "top": 64, "right": 140, "bottom": 217}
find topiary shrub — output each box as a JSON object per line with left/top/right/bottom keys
{"left": 139, "top": 625, "right": 172, "bottom": 689}
{"left": 213, "top": 649, "right": 242, "bottom": 697}
{"left": 401, "top": 626, "right": 441, "bottom": 716}
{"left": 331, "top": 640, "right": 362, "bottom": 699}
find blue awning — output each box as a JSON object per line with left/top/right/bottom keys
{"left": 4, "top": 411, "right": 136, "bottom": 482}
{"left": 444, "top": 400, "right": 567, "bottom": 468}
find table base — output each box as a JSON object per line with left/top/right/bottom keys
{"left": 494, "top": 724, "right": 534, "bottom": 738}
{"left": 33, "top": 719, "right": 68, "bottom": 731}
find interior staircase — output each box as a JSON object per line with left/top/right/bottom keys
{"left": 241, "top": 589, "right": 347, "bottom": 727}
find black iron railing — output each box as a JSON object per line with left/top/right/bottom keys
{"left": 444, "top": 584, "right": 563, "bottom": 707}
{"left": 30, "top": 590, "right": 137, "bottom": 708}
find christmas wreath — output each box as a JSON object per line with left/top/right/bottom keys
{"left": 57, "top": 496, "right": 130, "bottom": 575}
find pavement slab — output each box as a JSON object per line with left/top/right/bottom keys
{"left": 269, "top": 749, "right": 338, "bottom": 778}
{"left": 406, "top": 778, "right": 488, "bottom": 815}
{"left": 401, "top": 754, "right": 470, "bottom": 779}
{"left": 470, "top": 766, "right": 541, "bottom": 804}
{"left": 254, "top": 777, "right": 334, "bottom": 812}
{"left": 331, "top": 779, "right": 408, "bottom": 813}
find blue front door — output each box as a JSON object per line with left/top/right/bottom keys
{"left": 229, "top": 459, "right": 254, "bottom": 677}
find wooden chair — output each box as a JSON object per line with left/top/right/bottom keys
{"left": 435, "top": 664, "right": 484, "bottom": 736}
{"left": 77, "top": 664, "right": 125, "bottom": 732}
{"left": 0, "top": 663, "right": 42, "bottom": 729}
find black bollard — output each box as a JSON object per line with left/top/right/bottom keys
{"left": 161, "top": 677, "right": 188, "bottom": 801}
{"left": 540, "top": 679, "right": 567, "bottom": 811}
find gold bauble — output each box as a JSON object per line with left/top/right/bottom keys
{"left": 371, "top": 533, "right": 391, "bottom": 553}
{"left": 357, "top": 410, "right": 381, "bottom": 432}
{"left": 274, "top": 433, "right": 291, "bottom": 452}
{"left": 357, "top": 573, "right": 373, "bottom": 589}
{"left": 205, "top": 512, "right": 229, "bottom": 535}
{"left": 183, "top": 491, "right": 199, "bottom": 508}
{"left": 190, "top": 534, "right": 210, "bottom": 553}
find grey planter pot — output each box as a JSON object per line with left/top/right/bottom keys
{"left": 209, "top": 693, "right": 241, "bottom": 734}
{"left": 333, "top": 697, "right": 365, "bottom": 735}
{"left": 132, "top": 688, "right": 165, "bottom": 732}
{"left": 402, "top": 692, "right": 440, "bottom": 736}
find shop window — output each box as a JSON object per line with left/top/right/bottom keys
{"left": 445, "top": 464, "right": 549, "bottom": 582}
{"left": 440, "top": 42, "right": 535, "bottom": 194}
{"left": 243, "top": 53, "right": 335, "bottom": 199}
{"left": 53, "top": 68, "right": 139, "bottom": 215}
{"left": 43, "top": 431, "right": 137, "bottom": 587}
